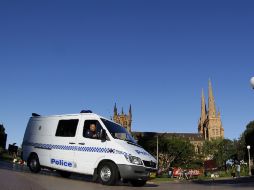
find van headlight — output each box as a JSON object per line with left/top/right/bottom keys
{"left": 124, "top": 154, "right": 143, "bottom": 165}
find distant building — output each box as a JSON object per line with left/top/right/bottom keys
{"left": 113, "top": 103, "right": 132, "bottom": 133}
{"left": 0, "top": 124, "right": 7, "bottom": 150}
{"left": 198, "top": 80, "right": 224, "bottom": 140}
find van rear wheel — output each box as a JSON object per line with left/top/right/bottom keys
{"left": 28, "top": 154, "right": 41, "bottom": 173}
{"left": 98, "top": 162, "right": 119, "bottom": 186}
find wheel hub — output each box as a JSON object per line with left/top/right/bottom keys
{"left": 100, "top": 166, "right": 111, "bottom": 182}
{"left": 30, "top": 159, "right": 37, "bottom": 169}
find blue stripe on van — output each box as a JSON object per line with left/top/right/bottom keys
{"left": 23, "top": 142, "right": 128, "bottom": 155}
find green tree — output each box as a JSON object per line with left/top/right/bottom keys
{"left": 202, "top": 138, "right": 237, "bottom": 170}
{"left": 136, "top": 134, "right": 157, "bottom": 156}
{"left": 162, "top": 137, "right": 195, "bottom": 168}
{"left": 232, "top": 137, "right": 246, "bottom": 161}
{"left": 242, "top": 121, "right": 254, "bottom": 158}
{"left": 137, "top": 135, "right": 196, "bottom": 169}
{"left": 214, "top": 139, "right": 236, "bottom": 170}
{"left": 202, "top": 138, "right": 222, "bottom": 159}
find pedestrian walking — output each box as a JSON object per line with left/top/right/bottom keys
{"left": 236, "top": 163, "right": 240, "bottom": 178}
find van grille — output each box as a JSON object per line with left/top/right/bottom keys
{"left": 143, "top": 160, "right": 157, "bottom": 169}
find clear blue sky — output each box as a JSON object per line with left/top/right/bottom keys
{"left": 0, "top": 0, "right": 254, "bottom": 146}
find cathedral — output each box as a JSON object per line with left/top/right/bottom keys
{"left": 112, "top": 80, "right": 224, "bottom": 154}
{"left": 198, "top": 80, "right": 224, "bottom": 140}
{"left": 113, "top": 103, "right": 132, "bottom": 133}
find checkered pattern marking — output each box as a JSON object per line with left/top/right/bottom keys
{"left": 135, "top": 149, "right": 151, "bottom": 156}
{"left": 24, "top": 142, "right": 128, "bottom": 155}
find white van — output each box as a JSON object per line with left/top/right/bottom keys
{"left": 22, "top": 111, "right": 157, "bottom": 186}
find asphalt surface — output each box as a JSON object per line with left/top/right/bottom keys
{"left": 0, "top": 160, "right": 254, "bottom": 190}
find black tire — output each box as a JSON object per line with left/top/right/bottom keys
{"left": 28, "top": 154, "right": 41, "bottom": 173}
{"left": 58, "top": 170, "right": 72, "bottom": 178}
{"left": 130, "top": 180, "right": 147, "bottom": 187}
{"left": 98, "top": 162, "right": 119, "bottom": 186}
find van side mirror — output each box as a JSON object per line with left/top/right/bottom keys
{"left": 100, "top": 129, "right": 107, "bottom": 142}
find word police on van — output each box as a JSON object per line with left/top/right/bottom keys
{"left": 22, "top": 110, "right": 157, "bottom": 186}
{"left": 51, "top": 159, "right": 73, "bottom": 167}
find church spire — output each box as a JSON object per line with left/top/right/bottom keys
{"left": 198, "top": 89, "right": 206, "bottom": 134}
{"left": 114, "top": 103, "right": 117, "bottom": 116}
{"left": 129, "top": 104, "right": 132, "bottom": 119}
{"left": 201, "top": 88, "right": 207, "bottom": 123}
{"left": 208, "top": 79, "right": 216, "bottom": 117}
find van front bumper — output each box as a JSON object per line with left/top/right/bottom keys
{"left": 117, "top": 164, "right": 157, "bottom": 181}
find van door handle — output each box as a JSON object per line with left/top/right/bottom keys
{"left": 69, "top": 142, "right": 76, "bottom": 145}
{"left": 78, "top": 143, "right": 85, "bottom": 145}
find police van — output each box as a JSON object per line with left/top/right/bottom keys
{"left": 22, "top": 110, "right": 157, "bottom": 186}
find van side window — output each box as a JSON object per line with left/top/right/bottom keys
{"left": 55, "top": 119, "right": 79, "bottom": 137}
{"left": 83, "top": 120, "right": 102, "bottom": 140}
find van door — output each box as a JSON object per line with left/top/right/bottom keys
{"left": 74, "top": 119, "right": 107, "bottom": 175}
{"left": 50, "top": 117, "right": 80, "bottom": 172}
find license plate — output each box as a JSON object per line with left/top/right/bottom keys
{"left": 149, "top": 172, "right": 156, "bottom": 178}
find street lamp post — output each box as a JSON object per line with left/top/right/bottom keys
{"left": 156, "top": 135, "right": 159, "bottom": 168}
{"left": 247, "top": 145, "right": 251, "bottom": 176}
{"left": 249, "top": 77, "right": 254, "bottom": 176}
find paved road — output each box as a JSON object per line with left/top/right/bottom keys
{"left": 0, "top": 160, "right": 253, "bottom": 190}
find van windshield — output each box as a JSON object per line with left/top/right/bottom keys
{"left": 101, "top": 118, "right": 137, "bottom": 144}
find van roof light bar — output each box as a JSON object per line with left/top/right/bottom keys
{"left": 32, "top": 113, "right": 41, "bottom": 117}
{"left": 80, "top": 110, "right": 93, "bottom": 113}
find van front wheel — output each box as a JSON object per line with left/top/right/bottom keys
{"left": 28, "top": 154, "right": 41, "bottom": 173}
{"left": 98, "top": 162, "right": 119, "bottom": 186}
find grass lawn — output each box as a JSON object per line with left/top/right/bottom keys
{"left": 151, "top": 177, "right": 177, "bottom": 182}
{"left": 150, "top": 175, "right": 183, "bottom": 183}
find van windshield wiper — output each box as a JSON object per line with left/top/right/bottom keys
{"left": 113, "top": 136, "right": 142, "bottom": 148}
{"left": 125, "top": 139, "right": 142, "bottom": 148}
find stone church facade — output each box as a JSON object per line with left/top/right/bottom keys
{"left": 113, "top": 103, "right": 132, "bottom": 133}
{"left": 198, "top": 80, "right": 224, "bottom": 140}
